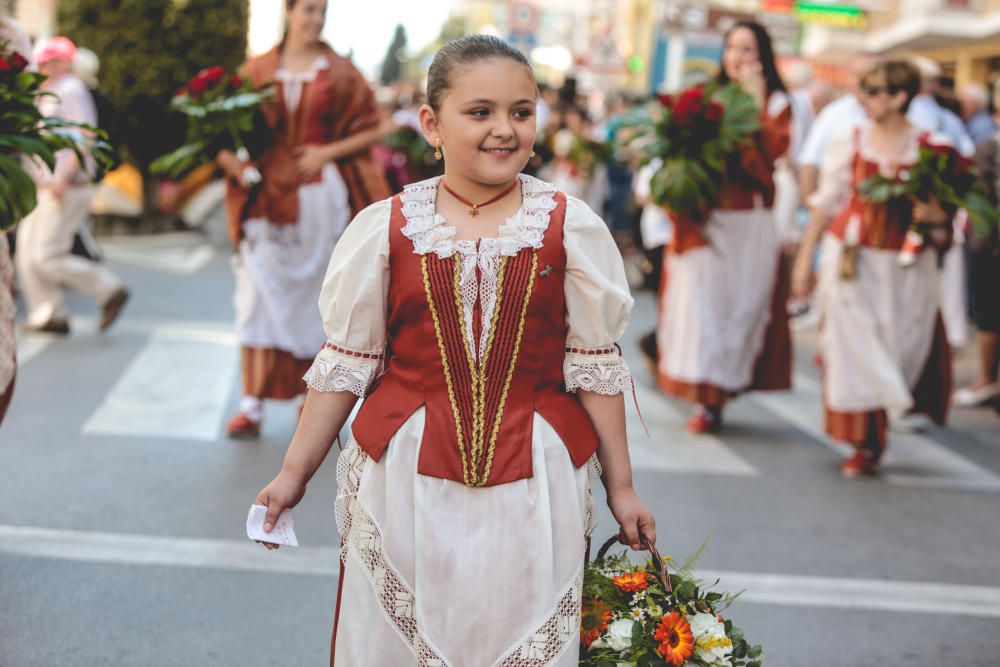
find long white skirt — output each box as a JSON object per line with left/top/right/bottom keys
{"left": 658, "top": 206, "right": 779, "bottom": 391}
{"left": 233, "top": 164, "right": 351, "bottom": 358}
{"left": 334, "top": 408, "right": 599, "bottom": 667}
{"left": 816, "top": 234, "right": 940, "bottom": 413}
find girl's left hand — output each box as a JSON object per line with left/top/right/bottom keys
{"left": 295, "top": 144, "right": 331, "bottom": 180}
{"left": 607, "top": 487, "right": 657, "bottom": 550}
{"left": 737, "top": 62, "right": 766, "bottom": 107}
{"left": 910, "top": 194, "right": 950, "bottom": 225}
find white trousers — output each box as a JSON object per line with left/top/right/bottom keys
{"left": 16, "top": 187, "right": 122, "bottom": 325}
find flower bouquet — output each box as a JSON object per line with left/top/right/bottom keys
{"left": 581, "top": 535, "right": 762, "bottom": 667}
{"left": 382, "top": 124, "right": 441, "bottom": 183}
{"left": 0, "top": 45, "right": 113, "bottom": 230}
{"left": 150, "top": 66, "right": 274, "bottom": 182}
{"left": 552, "top": 128, "right": 609, "bottom": 178}
{"left": 620, "top": 84, "right": 761, "bottom": 224}
{"left": 858, "top": 136, "right": 999, "bottom": 267}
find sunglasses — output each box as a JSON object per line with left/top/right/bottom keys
{"left": 860, "top": 83, "right": 890, "bottom": 97}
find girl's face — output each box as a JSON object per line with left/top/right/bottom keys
{"left": 420, "top": 58, "right": 538, "bottom": 187}
{"left": 722, "top": 27, "right": 760, "bottom": 81}
{"left": 286, "top": 0, "right": 326, "bottom": 45}
{"left": 859, "top": 74, "right": 907, "bottom": 122}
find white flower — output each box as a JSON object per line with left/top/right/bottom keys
{"left": 599, "top": 619, "right": 635, "bottom": 652}
{"left": 688, "top": 612, "right": 734, "bottom": 665}
{"left": 631, "top": 590, "right": 647, "bottom": 605}
{"left": 628, "top": 607, "right": 646, "bottom": 621}
{"left": 899, "top": 169, "right": 911, "bottom": 181}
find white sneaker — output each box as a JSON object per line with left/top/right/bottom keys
{"left": 953, "top": 383, "right": 1000, "bottom": 407}
{"left": 888, "top": 409, "right": 929, "bottom": 434}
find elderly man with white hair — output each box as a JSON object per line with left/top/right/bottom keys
{"left": 958, "top": 82, "right": 997, "bottom": 145}
{"left": 16, "top": 37, "right": 129, "bottom": 335}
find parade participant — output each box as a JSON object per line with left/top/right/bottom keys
{"left": 793, "top": 60, "right": 953, "bottom": 477}
{"left": 253, "top": 34, "right": 655, "bottom": 666}
{"left": 16, "top": 37, "right": 129, "bottom": 336}
{"left": 219, "top": 0, "right": 390, "bottom": 438}
{"left": 955, "top": 83, "right": 1000, "bottom": 407}
{"left": 656, "top": 20, "right": 792, "bottom": 433}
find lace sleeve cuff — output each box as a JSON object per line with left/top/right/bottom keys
{"left": 303, "top": 343, "right": 383, "bottom": 397}
{"left": 563, "top": 346, "right": 634, "bottom": 395}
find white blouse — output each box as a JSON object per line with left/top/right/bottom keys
{"left": 304, "top": 174, "right": 634, "bottom": 398}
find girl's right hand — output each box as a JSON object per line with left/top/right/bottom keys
{"left": 791, "top": 254, "right": 814, "bottom": 300}
{"left": 254, "top": 470, "right": 308, "bottom": 551}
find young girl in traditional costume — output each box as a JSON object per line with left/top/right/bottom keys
{"left": 656, "top": 21, "right": 792, "bottom": 433}
{"left": 218, "top": 0, "right": 390, "bottom": 437}
{"left": 253, "top": 35, "right": 656, "bottom": 666}
{"left": 792, "top": 60, "right": 953, "bottom": 477}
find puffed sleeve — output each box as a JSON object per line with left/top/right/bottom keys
{"left": 303, "top": 199, "right": 391, "bottom": 396}
{"left": 563, "top": 197, "right": 635, "bottom": 395}
{"left": 806, "top": 126, "right": 855, "bottom": 216}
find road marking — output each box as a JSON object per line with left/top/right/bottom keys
{"left": 628, "top": 380, "right": 757, "bottom": 477}
{"left": 14, "top": 332, "right": 54, "bottom": 366}
{"left": 0, "top": 524, "right": 339, "bottom": 577}
{"left": 82, "top": 327, "right": 238, "bottom": 441}
{"left": 3, "top": 523, "right": 998, "bottom": 618}
{"left": 100, "top": 232, "right": 215, "bottom": 275}
{"left": 752, "top": 371, "right": 1000, "bottom": 492}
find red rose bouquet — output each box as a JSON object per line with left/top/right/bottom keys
{"left": 858, "top": 136, "right": 999, "bottom": 266}
{"left": 581, "top": 536, "right": 762, "bottom": 667}
{"left": 150, "top": 65, "right": 274, "bottom": 180}
{"left": 0, "top": 45, "right": 113, "bottom": 229}
{"left": 620, "top": 83, "right": 761, "bottom": 223}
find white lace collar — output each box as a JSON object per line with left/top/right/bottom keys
{"left": 399, "top": 174, "right": 558, "bottom": 258}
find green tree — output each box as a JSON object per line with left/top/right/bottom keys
{"left": 379, "top": 24, "right": 407, "bottom": 86}
{"left": 57, "top": 0, "right": 248, "bottom": 168}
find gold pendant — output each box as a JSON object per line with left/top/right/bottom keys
{"left": 469, "top": 207, "right": 479, "bottom": 216}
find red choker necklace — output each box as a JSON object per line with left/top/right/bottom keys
{"left": 441, "top": 179, "right": 519, "bottom": 217}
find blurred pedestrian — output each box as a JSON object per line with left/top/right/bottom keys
{"left": 16, "top": 37, "right": 129, "bottom": 336}
{"left": 793, "top": 60, "right": 953, "bottom": 476}
{"left": 954, "top": 85, "right": 1000, "bottom": 407}
{"left": 252, "top": 34, "right": 654, "bottom": 665}
{"left": 218, "top": 0, "right": 390, "bottom": 438}
{"left": 656, "top": 20, "right": 792, "bottom": 433}
{"left": 958, "top": 82, "right": 997, "bottom": 145}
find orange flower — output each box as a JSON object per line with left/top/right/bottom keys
{"left": 580, "top": 597, "right": 612, "bottom": 649}
{"left": 612, "top": 570, "right": 650, "bottom": 593}
{"left": 654, "top": 611, "right": 695, "bottom": 665}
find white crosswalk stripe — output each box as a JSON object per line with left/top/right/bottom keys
{"left": 3, "top": 523, "right": 999, "bottom": 618}
{"left": 628, "top": 380, "right": 757, "bottom": 476}
{"left": 751, "top": 371, "right": 1000, "bottom": 492}
{"left": 82, "top": 327, "right": 238, "bottom": 441}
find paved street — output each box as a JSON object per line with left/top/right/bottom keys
{"left": 2, "top": 231, "right": 999, "bottom": 666}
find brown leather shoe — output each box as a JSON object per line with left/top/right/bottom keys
{"left": 227, "top": 411, "right": 261, "bottom": 439}
{"left": 23, "top": 318, "right": 70, "bottom": 335}
{"left": 100, "top": 288, "right": 130, "bottom": 332}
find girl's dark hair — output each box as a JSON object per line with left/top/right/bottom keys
{"left": 861, "top": 60, "right": 921, "bottom": 113}
{"left": 716, "top": 21, "right": 786, "bottom": 96}
{"left": 426, "top": 34, "right": 534, "bottom": 111}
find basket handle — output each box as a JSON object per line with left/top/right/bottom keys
{"left": 594, "top": 533, "right": 673, "bottom": 595}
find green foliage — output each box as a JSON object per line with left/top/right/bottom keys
{"left": 619, "top": 83, "right": 761, "bottom": 223}
{"left": 581, "top": 538, "right": 763, "bottom": 667}
{"left": 0, "top": 56, "right": 113, "bottom": 229}
{"left": 380, "top": 24, "right": 408, "bottom": 86}
{"left": 149, "top": 72, "right": 274, "bottom": 179}
{"left": 57, "top": 0, "right": 248, "bottom": 168}
{"left": 858, "top": 141, "right": 1000, "bottom": 238}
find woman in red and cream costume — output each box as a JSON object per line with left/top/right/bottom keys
{"left": 218, "top": 0, "right": 390, "bottom": 437}
{"left": 253, "top": 35, "right": 656, "bottom": 665}
{"left": 656, "top": 21, "right": 792, "bottom": 433}
{"left": 793, "top": 60, "right": 953, "bottom": 477}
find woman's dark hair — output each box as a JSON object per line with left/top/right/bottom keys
{"left": 716, "top": 21, "right": 786, "bottom": 96}
{"left": 861, "top": 60, "right": 921, "bottom": 113}
{"left": 426, "top": 34, "right": 535, "bottom": 111}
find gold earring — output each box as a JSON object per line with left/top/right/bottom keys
{"left": 434, "top": 138, "right": 442, "bottom": 161}
{"left": 530, "top": 149, "right": 536, "bottom": 157}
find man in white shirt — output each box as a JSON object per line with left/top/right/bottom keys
{"left": 16, "top": 37, "right": 128, "bottom": 335}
